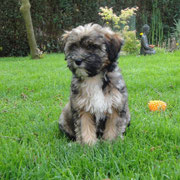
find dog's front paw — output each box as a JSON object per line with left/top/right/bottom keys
{"left": 102, "top": 130, "right": 117, "bottom": 141}
{"left": 81, "top": 129, "right": 97, "bottom": 145}
{"left": 82, "top": 136, "right": 97, "bottom": 146}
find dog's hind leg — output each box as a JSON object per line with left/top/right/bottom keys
{"left": 117, "top": 104, "right": 131, "bottom": 139}
{"left": 59, "top": 102, "right": 76, "bottom": 140}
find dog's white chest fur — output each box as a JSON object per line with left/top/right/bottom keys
{"left": 77, "top": 74, "right": 112, "bottom": 121}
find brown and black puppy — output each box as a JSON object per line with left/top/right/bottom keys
{"left": 59, "top": 24, "right": 130, "bottom": 145}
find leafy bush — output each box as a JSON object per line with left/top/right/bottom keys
{"left": 99, "top": 6, "right": 138, "bottom": 31}
{"left": 99, "top": 6, "right": 140, "bottom": 54}
{"left": 122, "top": 31, "right": 140, "bottom": 54}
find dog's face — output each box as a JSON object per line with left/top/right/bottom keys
{"left": 62, "top": 24, "right": 123, "bottom": 79}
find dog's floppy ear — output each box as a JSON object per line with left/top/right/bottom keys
{"left": 105, "top": 33, "right": 123, "bottom": 62}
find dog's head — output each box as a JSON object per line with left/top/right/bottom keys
{"left": 62, "top": 23, "right": 123, "bottom": 79}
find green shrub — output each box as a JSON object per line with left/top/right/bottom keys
{"left": 99, "top": 6, "right": 140, "bottom": 54}
{"left": 122, "top": 31, "right": 140, "bottom": 54}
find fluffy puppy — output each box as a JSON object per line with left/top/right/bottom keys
{"left": 59, "top": 23, "right": 130, "bottom": 145}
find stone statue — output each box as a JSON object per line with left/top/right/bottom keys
{"left": 140, "top": 24, "right": 156, "bottom": 55}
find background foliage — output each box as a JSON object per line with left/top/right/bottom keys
{"left": 0, "top": 0, "right": 180, "bottom": 57}
{"left": 99, "top": 6, "right": 140, "bottom": 54}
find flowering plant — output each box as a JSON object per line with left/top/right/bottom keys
{"left": 99, "top": 6, "right": 138, "bottom": 32}
{"left": 99, "top": 6, "right": 140, "bottom": 54}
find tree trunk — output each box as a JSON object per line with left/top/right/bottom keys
{"left": 20, "top": 0, "right": 40, "bottom": 59}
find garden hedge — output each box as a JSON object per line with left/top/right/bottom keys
{"left": 0, "top": 0, "right": 179, "bottom": 57}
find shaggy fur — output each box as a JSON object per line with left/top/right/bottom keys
{"left": 59, "top": 24, "right": 130, "bottom": 145}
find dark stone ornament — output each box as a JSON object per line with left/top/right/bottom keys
{"left": 140, "top": 24, "right": 156, "bottom": 55}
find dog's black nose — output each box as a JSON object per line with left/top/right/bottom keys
{"left": 75, "top": 59, "right": 82, "bottom": 66}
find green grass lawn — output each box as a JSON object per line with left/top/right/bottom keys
{"left": 0, "top": 51, "right": 180, "bottom": 179}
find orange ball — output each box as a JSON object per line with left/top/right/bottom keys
{"left": 148, "top": 100, "right": 167, "bottom": 111}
